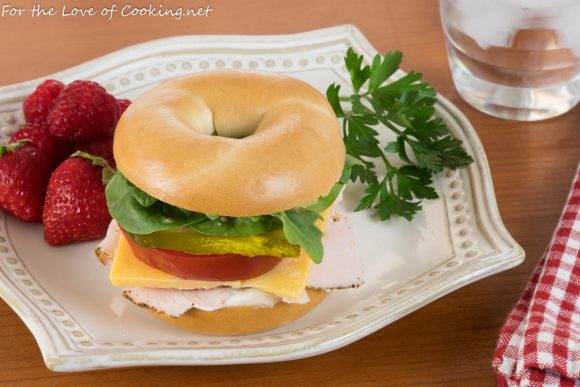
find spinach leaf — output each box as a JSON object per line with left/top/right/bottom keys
{"left": 105, "top": 173, "right": 206, "bottom": 234}
{"left": 190, "top": 216, "right": 282, "bottom": 236}
{"left": 132, "top": 189, "right": 157, "bottom": 207}
{"left": 273, "top": 209, "right": 323, "bottom": 264}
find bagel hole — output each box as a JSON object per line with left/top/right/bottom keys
{"left": 210, "top": 113, "right": 261, "bottom": 139}
{"left": 209, "top": 130, "right": 248, "bottom": 139}
{"left": 211, "top": 129, "right": 253, "bottom": 139}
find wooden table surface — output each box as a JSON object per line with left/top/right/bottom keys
{"left": 0, "top": 1, "right": 578, "bottom": 385}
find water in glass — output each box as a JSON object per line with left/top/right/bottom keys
{"left": 440, "top": 0, "right": 579, "bottom": 121}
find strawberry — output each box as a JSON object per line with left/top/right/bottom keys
{"left": 23, "top": 79, "right": 65, "bottom": 124}
{"left": 48, "top": 80, "right": 118, "bottom": 143}
{"left": 10, "top": 122, "right": 72, "bottom": 166}
{"left": 76, "top": 138, "right": 115, "bottom": 168}
{"left": 43, "top": 152, "right": 114, "bottom": 246}
{"left": 116, "top": 99, "right": 131, "bottom": 116}
{"left": 0, "top": 141, "right": 52, "bottom": 222}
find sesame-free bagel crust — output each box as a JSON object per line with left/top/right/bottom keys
{"left": 114, "top": 71, "right": 345, "bottom": 216}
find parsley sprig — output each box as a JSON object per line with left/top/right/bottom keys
{"left": 326, "top": 48, "right": 473, "bottom": 221}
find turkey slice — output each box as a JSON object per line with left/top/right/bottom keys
{"left": 123, "top": 287, "right": 310, "bottom": 317}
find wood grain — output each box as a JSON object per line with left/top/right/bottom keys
{"left": 0, "top": 0, "right": 578, "bottom": 385}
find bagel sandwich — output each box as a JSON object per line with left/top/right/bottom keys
{"left": 96, "top": 71, "right": 363, "bottom": 335}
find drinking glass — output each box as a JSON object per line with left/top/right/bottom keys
{"left": 439, "top": 0, "right": 580, "bottom": 121}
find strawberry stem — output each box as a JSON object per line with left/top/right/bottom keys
{"left": 0, "top": 139, "right": 30, "bottom": 156}
{"left": 72, "top": 150, "right": 116, "bottom": 185}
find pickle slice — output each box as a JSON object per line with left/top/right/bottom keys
{"left": 128, "top": 227, "right": 300, "bottom": 258}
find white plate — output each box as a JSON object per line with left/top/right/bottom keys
{"left": 0, "top": 25, "right": 523, "bottom": 372}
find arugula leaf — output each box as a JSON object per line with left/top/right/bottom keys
{"left": 273, "top": 209, "right": 323, "bottom": 264}
{"left": 307, "top": 157, "right": 353, "bottom": 213}
{"left": 190, "top": 216, "right": 281, "bottom": 236}
{"left": 326, "top": 49, "right": 473, "bottom": 222}
{"left": 105, "top": 172, "right": 206, "bottom": 234}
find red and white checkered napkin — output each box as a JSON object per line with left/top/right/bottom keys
{"left": 493, "top": 163, "right": 580, "bottom": 386}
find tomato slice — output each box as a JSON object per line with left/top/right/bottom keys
{"left": 124, "top": 232, "right": 281, "bottom": 281}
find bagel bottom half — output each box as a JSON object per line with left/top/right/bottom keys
{"left": 152, "top": 289, "right": 328, "bottom": 336}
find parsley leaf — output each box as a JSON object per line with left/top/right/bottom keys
{"left": 396, "top": 166, "right": 438, "bottom": 200}
{"left": 327, "top": 48, "right": 473, "bottom": 221}
{"left": 326, "top": 83, "right": 344, "bottom": 118}
{"left": 375, "top": 187, "right": 422, "bottom": 221}
{"left": 368, "top": 50, "right": 402, "bottom": 91}
{"left": 345, "top": 48, "right": 371, "bottom": 91}
{"left": 353, "top": 178, "right": 379, "bottom": 212}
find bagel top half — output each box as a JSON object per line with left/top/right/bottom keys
{"left": 114, "top": 70, "right": 345, "bottom": 216}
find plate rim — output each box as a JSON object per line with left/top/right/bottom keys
{"left": 0, "top": 24, "right": 524, "bottom": 372}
